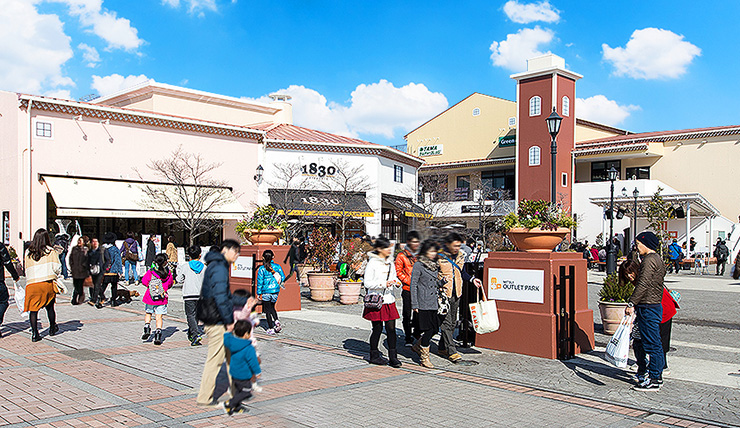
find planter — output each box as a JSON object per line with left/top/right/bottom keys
{"left": 598, "top": 301, "right": 629, "bottom": 335}
{"left": 243, "top": 229, "right": 283, "bottom": 245}
{"left": 296, "top": 264, "right": 317, "bottom": 286}
{"left": 505, "top": 227, "right": 570, "bottom": 253}
{"left": 337, "top": 280, "right": 362, "bottom": 305}
{"left": 307, "top": 272, "right": 336, "bottom": 301}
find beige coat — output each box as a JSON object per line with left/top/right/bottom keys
{"left": 438, "top": 250, "right": 466, "bottom": 298}
{"left": 25, "top": 246, "right": 62, "bottom": 284}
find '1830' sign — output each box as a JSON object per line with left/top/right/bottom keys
{"left": 302, "top": 163, "right": 337, "bottom": 177}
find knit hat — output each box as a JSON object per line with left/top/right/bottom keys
{"left": 635, "top": 231, "right": 660, "bottom": 251}
{"left": 102, "top": 232, "right": 117, "bottom": 244}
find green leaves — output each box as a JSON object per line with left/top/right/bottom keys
{"left": 598, "top": 272, "right": 634, "bottom": 303}
{"left": 500, "top": 200, "right": 577, "bottom": 231}
{"left": 235, "top": 205, "right": 288, "bottom": 235}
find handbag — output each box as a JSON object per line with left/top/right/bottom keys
{"left": 90, "top": 264, "right": 100, "bottom": 275}
{"left": 604, "top": 316, "right": 632, "bottom": 368}
{"left": 83, "top": 276, "right": 93, "bottom": 288}
{"left": 123, "top": 242, "right": 139, "bottom": 262}
{"left": 53, "top": 278, "right": 68, "bottom": 294}
{"left": 14, "top": 282, "right": 28, "bottom": 318}
{"left": 469, "top": 289, "right": 499, "bottom": 334}
{"left": 363, "top": 262, "right": 391, "bottom": 310}
{"left": 196, "top": 296, "right": 222, "bottom": 324}
{"left": 664, "top": 284, "right": 680, "bottom": 305}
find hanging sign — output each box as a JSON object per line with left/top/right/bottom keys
{"left": 418, "top": 144, "right": 443, "bottom": 156}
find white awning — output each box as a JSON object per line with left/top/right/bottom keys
{"left": 42, "top": 175, "right": 248, "bottom": 220}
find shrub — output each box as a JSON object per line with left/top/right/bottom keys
{"left": 598, "top": 272, "right": 634, "bottom": 303}
{"left": 500, "top": 199, "right": 577, "bottom": 231}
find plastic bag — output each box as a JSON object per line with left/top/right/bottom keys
{"left": 14, "top": 282, "right": 28, "bottom": 318}
{"left": 605, "top": 316, "right": 632, "bottom": 368}
{"left": 469, "top": 291, "right": 499, "bottom": 334}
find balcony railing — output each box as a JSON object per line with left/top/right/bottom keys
{"left": 390, "top": 144, "right": 411, "bottom": 154}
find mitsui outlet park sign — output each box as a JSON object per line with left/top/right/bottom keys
{"left": 488, "top": 268, "right": 545, "bottom": 304}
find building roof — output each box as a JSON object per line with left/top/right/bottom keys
{"left": 590, "top": 193, "right": 720, "bottom": 218}
{"left": 419, "top": 157, "right": 515, "bottom": 170}
{"left": 575, "top": 118, "right": 631, "bottom": 136}
{"left": 577, "top": 124, "right": 740, "bottom": 146}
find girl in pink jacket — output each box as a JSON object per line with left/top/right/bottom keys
{"left": 141, "top": 253, "right": 174, "bottom": 345}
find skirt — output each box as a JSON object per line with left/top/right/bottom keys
{"left": 363, "top": 302, "right": 400, "bottom": 322}
{"left": 24, "top": 280, "right": 56, "bottom": 312}
{"left": 417, "top": 309, "right": 440, "bottom": 332}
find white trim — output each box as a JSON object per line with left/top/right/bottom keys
{"left": 529, "top": 146, "right": 541, "bottom": 166}
{"left": 529, "top": 96, "right": 541, "bottom": 117}
{"left": 510, "top": 66, "right": 583, "bottom": 82}
{"left": 551, "top": 71, "right": 557, "bottom": 112}
{"left": 578, "top": 127, "right": 740, "bottom": 147}
{"left": 264, "top": 138, "right": 423, "bottom": 165}
{"left": 573, "top": 143, "right": 649, "bottom": 156}
{"left": 515, "top": 82, "right": 520, "bottom": 204}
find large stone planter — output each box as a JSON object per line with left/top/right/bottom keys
{"left": 243, "top": 229, "right": 283, "bottom": 245}
{"left": 598, "top": 301, "right": 629, "bottom": 335}
{"left": 337, "top": 280, "right": 362, "bottom": 305}
{"left": 505, "top": 227, "right": 570, "bottom": 253}
{"left": 307, "top": 272, "right": 336, "bottom": 301}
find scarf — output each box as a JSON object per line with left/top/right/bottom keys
{"left": 418, "top": 255, "right": 439, "bottom": 272}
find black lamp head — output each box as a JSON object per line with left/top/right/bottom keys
{"left": 545, "top": 107, "right": 563, "bottom": 139}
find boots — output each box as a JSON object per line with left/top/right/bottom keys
{"left": 142, "top": 324, "right": 151, "bottom": 340}
{"left": 153, "top": 329, "right": 163, "bottom": 346}
{"left": 411, "top": 339, "right": 422, "bottom": 355}
{"left": 419, "top": 347, "right": 434, "bottom": 368}
{"left": 388, "top": 349, "right": 402, "bottom": 368}
{"left": 368, "top": 350, "right": 388, "bottom": 366}
{"left": 49, "top": 324, "right": 59, "bottom": 336}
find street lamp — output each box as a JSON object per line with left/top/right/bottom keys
{"left": 606, "top": 166, "right": 619, "bottom": 275}
{"left": 254, "top": 164, "right": 264, "bottom": 183}
{"left": 545, "top": 108, "right": 563, "bottom": 204}
{"left": 632, "top": 187, "right": 639, "bottom": 240}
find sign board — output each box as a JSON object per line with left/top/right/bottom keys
{"left": 231, "top": 256, "right": 254, "bottom": 279}
{"left": 2, "top": 211, "right": 9, "bottom": 245}
{"left": 498, "top": 134, "right": 516, "bottom": 147}
{"left": 462, "top": 205, "right": 492, "bottom": 214}
{"left": 488, "top": 268, "right": 545, "bottom": 304}
{"left": 418, "top": 144, "right": 443, "bottom": 157}
{"left": 668, "top": 231, "right": 678, "bottom": 239}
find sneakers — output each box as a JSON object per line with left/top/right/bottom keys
{"left": 190, "top": 334, "right": 203, "bottom": 346}
{"left": 142, "top": 324, "right": 151, "bottom": 341}
{"left": 633, "top": 373, "right": 648, "bottom": 384}
{"left": 252, "top": 382, "right": 263, "bottom": 393}
{"left": 633, "top": 378, "right": 661, "bottom": 391}
{"left": 404, "top": 341, "right": 414, "bottom": 347}
{"left": 153, "top": 329, "right": 163, "bottom": 346}
{"left": 265, "top": 329, "right": 276, "bottom": 335}
{"left": 221, "top": 402, "right": 248, "bottom": 416}
{"left": 447, "top": 353, "right": 463, "bottom": 363}
{"left": 274, "top": 320, "right": 282, "bottom": 333}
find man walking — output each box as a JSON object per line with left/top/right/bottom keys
{"left": 667, "top": 239, "right": 683, "bottom": 274}
{"left": 714, "top": 239, "right": 730, "bottom": 276}
{"left": 283, "top": 236, "right": 305, "bottom": 282}
{"left": 395, "top": 231, "right": 420, "bottom": 347}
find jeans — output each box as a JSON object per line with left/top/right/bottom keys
{"left": 184, "top": 300, "right": 203, "bottom": 339}
{"left": 124, "top": 260, "right": 139, "bottom": 283}
{"left": 60, "top": 251, "right": 68, "bottom": 278}
{"left": 400, "top": 289, "right": 419, "bottom": 343}
{"left": 636, "top": 304, "right": 664, "bottom": 380}
{"left": 660, "top": 319, "right": 672, "bottom": 369}
{"left": 669, "top": 259, "right": 680, "bottom": 273}
{"left": 439, "top": 293, "right": 460, "bottom": 355}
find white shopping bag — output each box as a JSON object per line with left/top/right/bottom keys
{"left": 604, "top": 315, "right": 632, "bottom": 368}
{"left": 469, "top": 290, "right": 499, "bottom": 334}
{"left": 14, "top": 282, "right": 28, "bottom": 318}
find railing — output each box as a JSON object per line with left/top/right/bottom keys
{"left": 390, "top": 144, "right": 411, "bottom": 154}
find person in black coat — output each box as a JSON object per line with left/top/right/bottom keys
{"left": 87, "top": 238, "right": 105, "bottom": 304}
{"left": 145, "top": 235, "right": 156, "bottom": 269}
{"left": 0, "top": 243, "right": 20, "bottom": 337}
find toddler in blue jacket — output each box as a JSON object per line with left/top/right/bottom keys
{"left": 222, "top": 320, "right": 261, "bottom": 415}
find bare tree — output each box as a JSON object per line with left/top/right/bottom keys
{"left": 322, "top": 159, "right": 374, "bottom": 249}
{"left": 137, "top": 146, "right": 234, "bottom": 246}
{"left": 468, "top": 174, "right": 514, "bottom": 249}
{"left": 266, "top": 161, "right": 313, "bottom": 240}
{"left": 416, "top": 167, "right": 457, "bottom": 232}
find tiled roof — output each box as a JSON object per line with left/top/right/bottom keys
{"left": 576, "top": 124, "right": 740, "bottom": 147}
{"left": 260, "top": 123, "right": 371, "bottom": 146}
{"left": 420, "top": 157, "right": 515, "bottom": 170}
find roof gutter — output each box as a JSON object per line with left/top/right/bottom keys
{"left": 265, "top": 138, "right": 424, "bottom": 165}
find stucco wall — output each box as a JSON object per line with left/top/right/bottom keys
{"left": 0, "top": 92, "right": 22, "bottom": 248}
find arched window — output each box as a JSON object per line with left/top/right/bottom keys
{"left": 562, "top": 96, "right": 570, "bottom": 117}
{"left": 529, "top": 146, "right": 541, "bottom": 166}
{"left": 529, "top": 96, "right": 541, "bottom": 116}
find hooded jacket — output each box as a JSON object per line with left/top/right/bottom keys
{"left": 363, "top": 252, "right": 399, "bottom": 304}
{"left": 178, "top": 259, "right": 205, "bottom": 301}
{"left": 103, "top": 243, "right": 123, "bottom": 275}
{"left": 256, "top": 262, "right": 285, "bottom": 296}
{"left": 201, "top": 250, "right": 233, "bottom": 325}
{"left": 142, "top": 269, "right": 174, "bottom": 306}
{"left": 223, "top": 332, "right": 261, "bottom": 381}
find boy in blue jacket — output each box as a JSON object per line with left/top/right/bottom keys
{"left": 222, "top": 320, "right": 261, "bottom": 415}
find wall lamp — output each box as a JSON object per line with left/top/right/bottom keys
{"left": 254, "top": 165, "right": 264, "bottom": 183}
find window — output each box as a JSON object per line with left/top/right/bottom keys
{"left": 561, "top": 172, "right": 568, "bottom": 187}
{"left": 562, "top": 96, "right": 570, "bottom": 117}
{"left": 394, "top": 165, "right": 403, "bottom": 183}
{"left": 481, "top": 169, "right": 515, "bottom": 197}
{"left": 455, "top": 175, "right": 470, "bottom": 201}
{"left": 625, "top": 166, "right": 650, "bottom": 180}
{"left": 472, "top": 107, "right": 481, "bottom": 116}
{"left": 35, "top": 121, "right": 52, "bottom": 138}
{"left": 529, "top": 96, "right": 541, "bottom": 116}
{"left": 508, "top": 117, "right": 516, "bottom": 126}
{"left": 590, "top": 160, "right": 621, "bottom": 182}
{"left": 528, "top": 146, "right": 541, "bottom": 166}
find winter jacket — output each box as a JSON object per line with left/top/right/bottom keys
{"left": 178, "top": 259, "right": 205, "bottom": 301}
{"left": 629, "top": 252, "right": 666, "bottom": 306}
{"left": 438, "top": 250, "right": 472, "bottom": 298}
{"left": 120, "top": 238, "right": 139, "bottom": 260}
{"left": 256, "top": 263, "right": 285, "bottom": 296}
{"left": 103, "top": 244, "right": 123, "bottom": 275}
{"left": 87, "top": 247, "right": 104, "bottom": 276}
{"left": 284, "top": 244, "right": 301, "bottom": 265}
{"left": 141, "top": 269, "right": 174, "bottom": 306}
{"left": 714, "top": 243, "right": 730, "bottom": 262}
{"left": 200, "top": 250, "right": 234, "bottom": 325}
{"left": 25, "top": 247, "right": 62, "bottom": 284}
{"left": 0, "top": 243, "right": 19, "bottom": 281}
{"left": 223, "top": 332, "right": 261, "bottom": 381}
{"left": 363, "top": 252, "right": 399, "bottom": 304}
{"left": 69, "top": 245, "right": 90, "bottom": 279}
{"left": 145, "top": 239, "right": 156, "bottom": 267}
{"left": 166, "top": 243, "right": 178, "bottom": 263}
{"left": 410, "top": 260, "right": 441, "bottom": 311}
{"left": 394, "top": 249, "right": 417, "bottom": 292}
{"left": 668, "top": 243, "right": 683, "bottom": 261}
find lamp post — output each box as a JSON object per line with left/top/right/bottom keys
{"left": 545, "top": 108, "right": 563, "bottom": 204}
{"left": 632, "top": 187, "right": 639, "bottom": 238}
{"left": 606, "top": 166, "right": 619, "bottom": 275}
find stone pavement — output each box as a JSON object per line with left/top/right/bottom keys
{"left": 0, "top": 277, "right": 737, "bottom": 428}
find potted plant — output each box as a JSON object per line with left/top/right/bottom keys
{"left": 597, "top": 272, "right": 634, "bottom": 334}
{"left": 336, "top": 238, "right": 372, "bottom": 304}
{"left": 501, "top": 200, "right": 576, "bottom": 252}
{"left": 235, "top": 205, "right": 287, "bottom": 245}
{"left": 305, "top": 226, "right": 338, "bottom": 301}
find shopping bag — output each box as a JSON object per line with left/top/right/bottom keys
{"left": 469, "top": 289, "right": 499, "bottom": 334}
{"left": 604, "top": 316, "right": 632, "bottom": 368}
{"left": 13, "top": 283, "right": 28, "bottom": 318}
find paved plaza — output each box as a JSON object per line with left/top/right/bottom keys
{"left": 0, "top": 271, "right": 738, "bottom": 428}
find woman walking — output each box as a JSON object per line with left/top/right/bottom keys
{"left": 69, "top": 237, "right": 90, "bottom": 305}
{"left": 87, "top": 238, "right": 104, "bottom": 304}
{"left": 256, "top": 249, "right": 285, "bottom": 335}
{"left": 24, "top": 229, "right": 63, "bottom": 342}
{"left": 362, "top": 236, "right": 402, "bottom": 368}
{"left": 410, "top": 240, "right": 442, "bottom": 368}
{"left": 141, "top": 253, "right": 174, "bottom": 346}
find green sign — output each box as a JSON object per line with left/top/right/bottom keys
{"left": 498, "top": 135, "right": 516, "bottom": 147}
{"left": 418, "top": 144, "right": 443, "bottom": 156}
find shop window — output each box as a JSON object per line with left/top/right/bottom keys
{"left": 625, "top": 166, "right": 650, "bottom": 180}
{"left": 529, "top": 96, "right": 541, "bottom": 116}
{"left": 481, "top": 169, "right": 515, "bottom": 198}
{"left": 472, "top": 107, "right": 481, "bottom": 116}
{"left": 35, "top": 121, "right": 52, "bottom": 138}
{"left": 455, "top": 175, "right": 470, "bottom": 201}
{"left": 394, "top": 165, "right": 403, "bottom": 183}
{"left": 591, "top": 160, "right": 621, "bottom": 182}
{"left": 562, "top": 96, "right": 570, "bottom": 117}
{"left": 529, "top": 146, "right": 541, "bottom": 166}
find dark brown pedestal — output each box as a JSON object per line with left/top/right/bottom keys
{"left": 477, "top": 252, "right": 594, "bottom": 359}
{"left": 228, "top": 245, "right": 301, "bottom": 312}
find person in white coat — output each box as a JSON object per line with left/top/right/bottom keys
{"left": 362, "top": 236, "right": 402, "bottom": 367}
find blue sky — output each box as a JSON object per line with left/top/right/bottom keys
{"left": 2, "top": 0, "right": 738, "bottom": 146}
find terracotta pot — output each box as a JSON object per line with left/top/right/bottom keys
{"left": 307, "top": 272, "right": 336, "bottom": 301}
{"left": 598, "top": 301, "right": 629, "bottom": 335}
{"left": 505, "top": 227, "right": 570, "bottom": 253}
{"left": 243, "top": 229, "right": 283, "bottom": 245}
{"left": 337, "top": 280, "right": 362, "bottom": 305}
{"left": 296, "top": 264, "right": 316, "bottom": 286}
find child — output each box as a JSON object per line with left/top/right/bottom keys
{"left": 233, "top": 289, "right": 263, "bottom": 392}
{"left": 141, "top": 253, "right": 173, "bottom": 346}
{"left": 177, "top": 245, "right": 205, "bottom": 346}
{"left": 223, "top": 320, "right": 261, "bottom": 415}
{"left": 256, "top": 250, "right": 285, "bottom": 335}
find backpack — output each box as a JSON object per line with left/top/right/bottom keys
{"left": 148, "top": 272, "right": 166, "bottom": 301}
{"left": 123, "top": 242, "right": 139, "bottom": 262}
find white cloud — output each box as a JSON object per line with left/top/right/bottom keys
{"left": 602, "top": 28, "right": 701, "bottom": 79}
{"left": 503, "top": 1, "right": 559, "bottom": 24}
{"left": 162, "top": 0, "right": 222, "bottom": 15}
{"left": 91, "top": 73, "right": 149, "bottom": 96}
{"left": 0, "top": 0, "right": 74, "bottom": 94}
{"left": 246, "top": 80, "right": 448, "bottom": 139}
{"left": 78, "top": 43, "right": 100, "bottom": 67}
{"left": 51, "top": 0, "right": 144, "bottom": 51}
{"left": 490, "top": 26, "right": 554, "bottom": 71}
{"left": 45, "top": 88, "right": 73, "bottom": 99}
{"left": 576, "top": 95, "right": 639, "bottom": 126}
